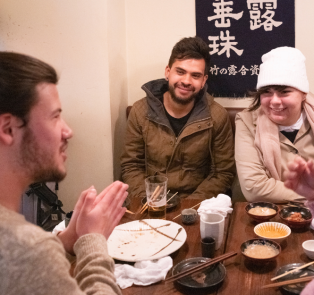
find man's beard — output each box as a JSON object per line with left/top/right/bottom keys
{"left": 168, "top": 83, "right": 200, "bottom": 105}
{"left": 19, "top": 127, "right": 66, "bottom": 183}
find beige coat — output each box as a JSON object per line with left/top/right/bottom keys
{"left": 121, "top": 79, "right": 235, "bottom": 199}
{"left": 235, "top": 109, "right": 314, "bottom": 203}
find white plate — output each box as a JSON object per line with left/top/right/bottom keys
{"left": 108, "top": 219, "right": 187, "bottom": 262}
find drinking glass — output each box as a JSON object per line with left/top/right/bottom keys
{"left": 145, "top": 176, "right": 168, "bottom": 219}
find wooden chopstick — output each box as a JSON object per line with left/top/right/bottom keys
{"left": 165, "top": 251, "right": 237, "bottom": 283}
{"left": 166, "top": 192, "right": 178, "bottom": 203}
{"left": 139, "top": 185, "right": 164, "bottom": 214}
{"left": 263, "top": 276, "right": 314, "bottom": 289}
{"left": 139, "top": 185, "right": 160, "bottom": 213}
{"left": 271, "top": 261, "right": 314, "bottom": 281}
{"left": 172, "top": 201, "right": 203, "bottom": 220}
{"left": 126, "top": 209, "right": 135, "bottom": 214}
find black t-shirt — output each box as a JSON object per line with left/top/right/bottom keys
{"left": 280, "top": 130, "right": 299, "bottom": 143}
{"left": 164, "top": 107, "right": 193, "bottom": 137}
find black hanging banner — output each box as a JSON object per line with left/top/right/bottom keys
{"left": 196, "top": 0, "right": 295, "bottom": 97}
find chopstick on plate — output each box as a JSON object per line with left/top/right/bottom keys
{"left": 164, "top": 251, "right": 237, "bottom": 283}
{"left": 172, "top": 201, "right": 202, "bottom": 220}
{"left": 262, "top": 276, "right": 314, "bottom": 289}
{"left": 271, "top": 261, "right": 314, "bottom": 281}
{"left": 166, "top": 192, "right": 178, "bottom": 203}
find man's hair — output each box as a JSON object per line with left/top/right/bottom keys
{"left": 168, "top": 37, "right": 210, "bottom": 75}
{"left": 0, "top": 52, "right": 58, "bottom": 125}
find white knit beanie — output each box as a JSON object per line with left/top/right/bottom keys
{"left": 257, "top": 46, "right": 309, "bottom": 93}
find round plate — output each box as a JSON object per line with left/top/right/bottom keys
{"left": 172, "top": 257, "right": 226, "bottom": 290}
{"left": 108, "top": 219, "right": 187, "bottom": 262}
{"left": 275, "top": 263, "right": 314, "bottom": 294}
{"left": 141, "top": 193, "right": 180, "bottom": 209}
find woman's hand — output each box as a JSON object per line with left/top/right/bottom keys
{"left": 284, "top": 156, "right": 314, "bottom": 200}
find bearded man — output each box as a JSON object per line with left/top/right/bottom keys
{"left": 121, "top": 37, "right": 235, "bottom": 199}
{"left": 0, "top": 52, "right": 128, "bottom": 295}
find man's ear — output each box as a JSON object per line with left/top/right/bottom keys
{"left": 0, "top": 114, "right": 22, "bottom": 145}
{"left": 165, "top": 65, "right": 170, "bottom": 81}
{"left": 201, "top": 75, "right": 208, "bottom": 89}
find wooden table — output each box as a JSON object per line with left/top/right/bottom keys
{"left": 119, "top": 201, "right": 314, "bottom": 294}
{"left": 119, "top": 198, "right": 230, "bottom": 295}
{"left": 219, "top": 202, "right": 314, "bottom": 295}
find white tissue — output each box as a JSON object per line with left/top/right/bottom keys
{"left": 197, "top": 194, "right": 233, "bottom": 219}
{"left": 115, "top": 256, "right": 173, "bottom": 289}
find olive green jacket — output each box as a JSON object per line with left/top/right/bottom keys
{"left": 121, "top": 79, "right": 235, "bottom": 199}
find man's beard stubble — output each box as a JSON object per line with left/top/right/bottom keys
{"left": 19, "top": 127, "right": 66, "bottom": 183}
{"left": 168, "top": 83, "right": 199, "bottom": 105}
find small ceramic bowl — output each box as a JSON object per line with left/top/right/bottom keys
{"left": 181, "top": 209, "right": 197, "bottom": 224}
{"left": 245, "top": 202, "right": 278, "bottom": 222}
{"left": 279, "top": 206, "right": 313, "bottom": 229}
{"left": 241, "top": 238, "right": 281, "bottom": 264}
{"left": 254, "top": 222, "right": 291, "bottom": 244}
{"left": 302, "top": 240, "right": 314, "bottom": 260}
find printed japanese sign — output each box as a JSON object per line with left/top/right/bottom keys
{"left": 196, "top": 0, "right": 295, "bottom": 97}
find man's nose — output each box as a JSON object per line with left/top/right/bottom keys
{"left": 62, "top": 120, "right": 73, "bottom": 139}
{"left": 181, "top": 74, "right": 192, "bottom": 85}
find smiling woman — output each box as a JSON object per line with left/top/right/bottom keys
{"left": 235, "top": 47, "right": 314, "bottom": 203}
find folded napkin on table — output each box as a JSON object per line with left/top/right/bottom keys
{"left": 197, "top": 194, "right": 233, "bottom": 218}
{"left": 115, "top": 256, "right": 173, "bottom": 289}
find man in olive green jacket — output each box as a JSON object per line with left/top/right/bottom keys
{"left": 121, "top": 37, "right": 235, "bottom": 199}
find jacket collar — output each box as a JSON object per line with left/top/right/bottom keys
{"left": 141, "top": 78, "right": 212, "bottom": 127}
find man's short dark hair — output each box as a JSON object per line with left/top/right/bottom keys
{"left": 0, "top": 52, "right": 58, "bottom": 125}
{"left": 168, "top": 37, "right": 210, "bottom": 75}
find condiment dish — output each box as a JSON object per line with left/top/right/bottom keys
{"left": 279, "top": 206, "right": 312, "bottom": 229}
{"left": 245, "top": 202, "right": 278, "bottom": 222}
{"left": 254, "top": 222, "right": 291, "bottom": 243}
{"left": 302, "top": 240, "right": 314, "bottom": 260}
{"left": 241, "top": 238, "right": 281, "bottom": 264}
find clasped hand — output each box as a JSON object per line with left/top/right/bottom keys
{"left": 59, "top": 181, "right": 128, "bottom": 254}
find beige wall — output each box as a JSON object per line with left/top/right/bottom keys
{"left": 108, "top": 0, "right": 128, "bottom": 181}
{"left": 0, "top": 0, "right": 313, "bottom": 211}
{"left": 0, "top": 0, "right": 116, "bottom": 211}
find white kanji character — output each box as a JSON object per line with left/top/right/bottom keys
{"left": 249, "top": 10, "right": 262, "bottom": 30}
{"left": 218, "top": 30, "right": 244, "bottom": 58}
{"left": 238, "top": 65, "right": 249, "bottom": 75}
{"left": 208, "top": 0, "right": 243, "bottom": 28}
{"left": 208, "top": 36, "right": 220, "bottom": 55}
{"left": 220, "top": 68, "right": 228, "bottom": 74}
{"left": 228, "top": 65, "right": 237, "bottom": 75}
{"left": 250, "top": 65, "right": 260, "bottom": 75}
{"left": 260, "top": 10, "right": 282, "bottom": 31}
{"left": 210, "top": 65, "right": 220, "bottom": 75}
{"left": 247, "top": 0, "right": 277, "bottom": 10}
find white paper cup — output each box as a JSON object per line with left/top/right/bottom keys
{"left": 200, "top": 213, "right": 225, "bottom": 250}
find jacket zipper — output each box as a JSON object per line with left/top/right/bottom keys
{"left": 149, "top": 116, "right": 212, "bottom": 172}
